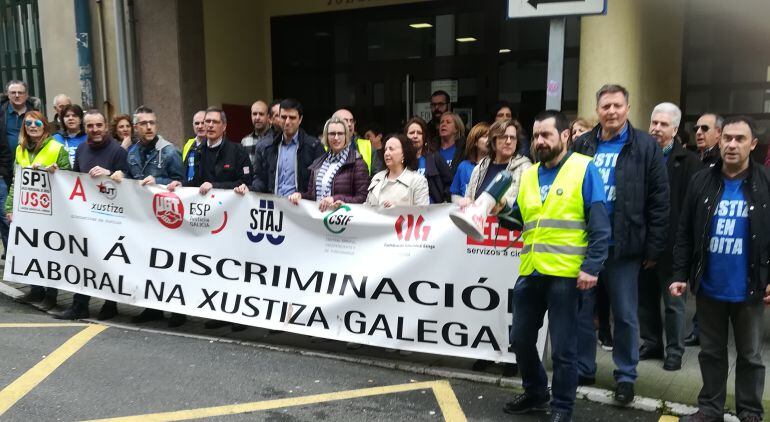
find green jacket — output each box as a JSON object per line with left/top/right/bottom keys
{"left": 5, "top": 137, "right": 71, "bottom": 214}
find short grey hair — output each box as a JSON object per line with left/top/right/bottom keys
{"left": 701, "top": 112, "right": 724, "bottom": 129}
{"left": 4, "top": 80, "right": 27, "bottom": 93}
{"left": 651, "top": 102, "right": 682, "bottom": 128}
{"left": 205, "top": 106, "right": 226, "bottom": 124}
{"left": 132, "top": 105, "right": 155, "bottom": 124}
{"left": 53, "top": 94, "right": 71, "bottom": 105}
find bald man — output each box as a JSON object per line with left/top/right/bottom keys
{"left": 242, "top": 100, "right": 277, "bottom": 165}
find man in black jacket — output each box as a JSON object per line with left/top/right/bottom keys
{"left": 638, "top": 103, "right": 702, "bottom": 372}
{"left": 572, "top": 84, "right": 669, "bottom": 404}
{"left": 671, "top": 116, "right": 769, "bottom": 422}
{"left": 247, "top": 98, "right": 323, "bottom": 196}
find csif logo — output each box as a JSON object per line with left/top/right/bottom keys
{"left": 153, "top": 192, "right": 184, "bottom": 229}
{"left": 395, "top": 214, "right": 431, "bottom": 241}
{"left": 247, "top": 199, "right": 284, "bottom": 245}
{"left": 323, "top": 205, "right": 353, "bottom": 234}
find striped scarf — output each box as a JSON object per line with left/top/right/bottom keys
{"left": 315, "top": 147, "right": 349, "bottom": 199}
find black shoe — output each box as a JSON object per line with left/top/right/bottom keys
{"left": 231, "top": 323, "right": 247, "bottom": 332}
{"left": 597, "top": 329, "right": 614, "bottom": 351}
{"left": 167, "top": 313, "right": 186, "bottom": 328}
{"left": 96, "top": 302, "right": 118, "bottom": 321}
{"left": 639, "top": 344, "right": 664, "bottom": 360}
{"left": 503, "top": 392, "right": 549, "bottom": 414}
{"left": 203, "top": 320, "right": 230, "bottom": 329}
{"left": 663, "top": 355, "right": 682, "bottom": 371}
{"left": 52, "top": 305, "right": 90, "bottom": 320}
{"left": 472, "top": 359, "right": 491, "bottom": 371}
{"left": 679, "top": 410, "right": 717, "bottom": 422}
{"left": 15, "top": 291, "right": 44, "bottom": 304}
{"left": 578, "top": 375, "right": 595, "bottom": 386}
{"left": 739, "top": 414, "right": 762, "bottom": 422}
{"left": 684, "top": 332, "right": 700, "bottom": 347}
{"left": 550, "top": 411, "right": 572, "bottom": 422}
{"left": 614, "top": 382, "right": 634, "bottom": 404}
{"left": 502, "top": 363, "right": 518, "bottom": 377}
{"left": 37, "top": 296, "right": 57, "bottom": 311}
{"left": 131, "top": 308, "right": 163, "bottom": 323}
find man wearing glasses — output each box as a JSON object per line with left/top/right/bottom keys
{"left": 0, "top": 80, "right": 29, "bottom": 260}
{"left": 427, "top": 90, "right": 451, "bottom": 143}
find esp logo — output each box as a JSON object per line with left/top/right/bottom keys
{"left": 153, "top": 192, "right": 184, "bottom": 229}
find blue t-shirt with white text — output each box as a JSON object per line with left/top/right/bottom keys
{"left": 439, "top": 144, "right": 456, "bottom": 168}
{"left": 417, "top": 156, "right": 426, "bottom": 175}
{"left": 701, "top": 178, "right": 750, "bottom": 302}
{"left": 592, "top": 124, "right": 628, "bottom": 242}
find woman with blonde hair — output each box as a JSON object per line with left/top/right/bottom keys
{"left": 437, "top": 111, "right": 466, "bottom": 175}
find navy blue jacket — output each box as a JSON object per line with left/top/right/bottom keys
{"left": 572, "top": 122, "right": 670, "bottom": 261}
{"left": 423, "top": 152, "right": 452, "bottom": 203}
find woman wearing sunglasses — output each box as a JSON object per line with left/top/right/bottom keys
{"left": 6, "top": 111, "right": 70, "bottom": 311}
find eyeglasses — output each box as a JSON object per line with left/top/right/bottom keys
{"left": 694, "top": 125, "right": 710, "bottom": 133}
{"left": 328, "top": 132, "right": 346, "bottom": 138}
{"left": 497, "top": 135, "right": 516, "bottom": 142}
{"left": 136, "top": 120, "right": 157, "bottom": 127}
{"left": 24, "top": 119, "right": 43, "bottom": 128}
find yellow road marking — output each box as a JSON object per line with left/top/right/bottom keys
{"left": 659, "top": 416, "right": 679, "bottom": 421}
{"left": 0, "top": 324, "right": 107, "bottom": 416}
{"left": 0, "top": 323, "right": 91, "bottom": 328}
{"left": 82, "top": 380, "right": 467, "bottom": 422}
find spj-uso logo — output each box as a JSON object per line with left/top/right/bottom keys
{"left": 395, "top": 214, "right": 431, "bottom": 241}
{"left": 18, "top": 168, "right": 52, "bottom": 215}
{"left": 323, "top": 205, "right": 353, "bottom": 234}
{"left": 153, "top": 192, "right": 184, "bottom": 229}
{"left": 247, "top": 199, "right": 284, "bottom": 245}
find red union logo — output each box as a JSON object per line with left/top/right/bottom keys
{"left": 395, "top": 214, "right": 431, "bottom": 241}
{"left": 467, "top": 216, "right": 523, "bottom": 248}
{"left": 153, "top": 192, "right": 184, "bottom": 229}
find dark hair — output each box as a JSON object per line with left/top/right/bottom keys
{"left": 364, "top": 121, "right": 383, "bottom": 136}
{"left": 404, "top": 116, "right": 432, "bottom": 155}
{"left": 431, "top": 90, "right": 450, "bottom": 104}
{"left": 381, "top": 133, "right": 418, "bottom": 171}
{"left": 722, "top": 115, "right": 758, "bottom": 139}
{"left": 59, "top": 104, "right": 84, "bottom": 133}
{"left": 488, "top": 119, "right": 524, "bottom": 162}
{"left": 595, "top": 84, "right": 629, "bottom": 104}
{"left": 491, "top": 100, "right": 513, "bottom": 121}
{"left": 465, "top": 122, "right": 490, "bottom": 163}
{"left": 268, "top": 99, "right": 282, "bottom": 117}
{"left": 279, "top": 98, "right": 303, "bottom": 117}
{"left": 205, "top": 106, "right": 227, "bottom": 124}
{"left": 534, "top": 110, "right": 570, "bottom": 135}
{"left": 84, "top": 109, "right": 107, "bottom": 122}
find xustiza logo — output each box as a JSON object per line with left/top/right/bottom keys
{"left": 153, "top": 192, "right": 184, "bottom": 229}
{"left": 395, "top": 214, "right": 431, "bottom": 241}
{"left": 323, "top": 205, "right": 353, "bottom": 234}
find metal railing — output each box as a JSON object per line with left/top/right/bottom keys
{"left": 0, "top": 0, "right": 45, "bottom": 106}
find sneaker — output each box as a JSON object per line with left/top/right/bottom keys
{"left": 37, "top": 296, "right": 57, "bottom": 312}
{"left": 550, "top": 410, "right": 572, "bottom": 422}
{"left": 614, "top": 382, "right": 634, "bottom": 404}
{"left": 598, "top": 329, "right": 613, "bottom": 351}
{"left": 502, "top": 392, "right": 550, "bottom": 414}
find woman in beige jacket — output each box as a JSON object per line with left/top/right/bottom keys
{"left": 366, "top": 133, "right": 429, "bottom": 207}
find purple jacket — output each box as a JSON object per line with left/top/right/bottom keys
{"left": 300, "top": 143, "right": 370, "bottom": 203}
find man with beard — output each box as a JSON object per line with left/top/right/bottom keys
{"left": 498, "top": 110, "right": 609, "bottom": 422}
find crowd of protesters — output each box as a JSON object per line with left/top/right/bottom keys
{"left": 1, "top": 78, "right": 769, "bottom": 422}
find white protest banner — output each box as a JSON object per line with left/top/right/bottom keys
{"left": 5, "top": 167, "right": 547, "bottom": 363}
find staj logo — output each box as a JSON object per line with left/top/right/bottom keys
{"left": 395, "top": 214, "right": 431, "bottom": 241}
{"left": 466, "top": 216, "right": 523, "bottom": 249}
{"left": 153, "top": 192, "right": 184, "bottom": 229}
{"left": 323, "top": 205, "right": 353, "bottom": 234}
{"left": 247, "top": 199, "right": 284, "bottom": 245}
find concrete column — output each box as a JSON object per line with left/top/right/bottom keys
{"left": 38, "top": 0, "right": 81, "bottom": 117}
{"left": 133, "top": 0, "right": 206, "bottom": 146}
{"left": 577, "top": 0, "right": 685, "bottom": 126}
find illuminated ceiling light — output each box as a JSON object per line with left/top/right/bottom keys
{"left": 499, "top": 48, "right": 511, "bottom": 53}
{"left": 456, "top": 37, "right": 477, "bottom": 43}
{"left": 409, "top": 23, "right": 433, "bottom": 29}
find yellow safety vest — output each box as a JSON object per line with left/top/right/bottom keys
{"left": 324, "top": 137, "right": 373, "bottom": 174}
{"left": 182, "top": 138, "right": 196, "bottom": 161}
{"left": 15, "top": 138, "right": 64, "bottom": 167}
{"left": 517, "top": 153, "right": 591, "bottom": 278}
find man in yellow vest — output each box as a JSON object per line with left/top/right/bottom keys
{"left": 498, "top": 110, "right": 610, "bottom": 422}
{"left": 182, "top": 110, "right": 206, "bottom": 183}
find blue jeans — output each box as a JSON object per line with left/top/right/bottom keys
{"left": 510, "top": 275, "right": 579, "bottom": 415}
{"left": 0, "top": 177, "right": 9, "bottom": 252}
{"left": 577, "top": 253, "right": 642, "bottom": 383}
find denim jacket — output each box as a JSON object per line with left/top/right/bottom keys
{"left": 126, "top": 136, "right": 183, "bottom": 184}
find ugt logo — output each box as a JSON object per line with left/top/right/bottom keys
{"left": 323, "top": 205, "right": 353, "bottom": 234}
{"left": 97, "top": 180, "right": 117, "bottom": 200}
{"left": 247, "top": 199, "right": 284, "bottom": 245}
{"left": 153, "top": 192, "right": 184, "bottom": 229}
{"left": 395, "top": 214, "right": 431, "bottom": 241}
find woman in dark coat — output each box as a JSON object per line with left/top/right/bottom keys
{"left": 404, "top": 116, "right": 451, "bottom": 203}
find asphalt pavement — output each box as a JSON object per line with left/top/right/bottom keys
{"left": 0, "top": 293, "right": 663, "bottom": 421}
